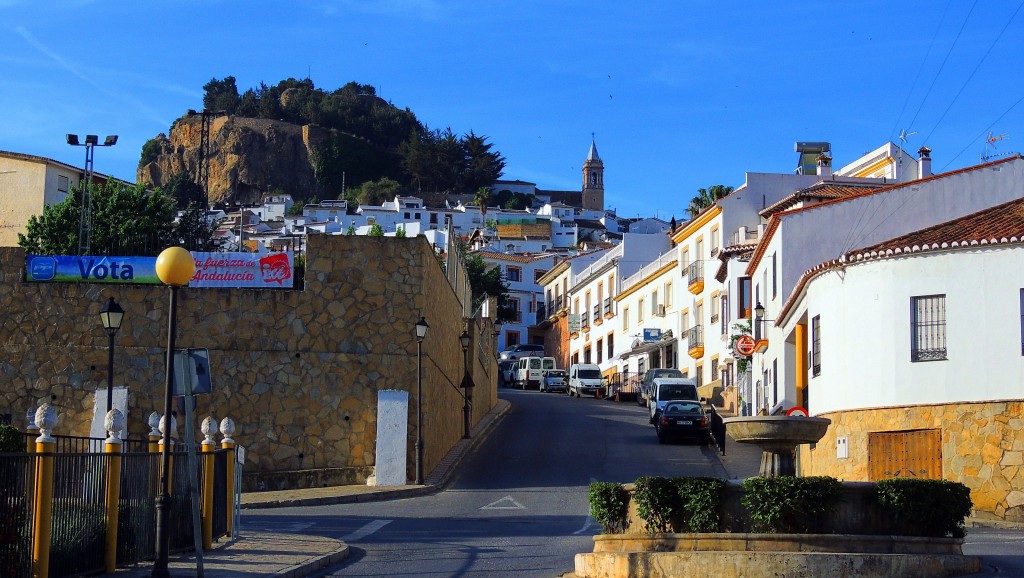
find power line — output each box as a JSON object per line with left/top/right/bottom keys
{"left": 941, "top": 92, "right": 1024, "bottom": 171}
{"left": 922, "top": 0, "right": 1024, "bottom": 145}
{"left": 887, "top": 0, "right": 954, "bottom": 143}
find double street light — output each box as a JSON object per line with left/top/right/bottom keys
{"left": 414, "top": 317, "right": 429, "bottom": 485}
{"left": 66, "top": 133, "right": 117, "bottom": 256}
{"left": 99, "top": 297, "right": 125, "bottom": 414}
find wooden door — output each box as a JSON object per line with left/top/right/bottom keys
{"left": 868, "top": 429, "right": 942, "bottom": 481}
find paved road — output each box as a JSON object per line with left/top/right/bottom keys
{"left": 243, "top": 388, "right": 725, "bottom": 577}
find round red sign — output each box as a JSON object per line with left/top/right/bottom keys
{"left": 735, "top": 335, "right": 757, "bottom": 356}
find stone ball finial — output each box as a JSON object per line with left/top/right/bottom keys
{"left": 159, "top": 413, "right": 178, "bottom": 438}
{"left": 220, "top": 417, "right": 236, "bottom": 444}
{"left": 26, "top": 406, "right": 38, "bottom": 430}
{"left": 105, "top": 409, "right": 125, "bottom": 444}
{"left": 35, "top": 403, "right": 58, "bottom": 443}
{"left": 201, "top": 416, "right": 218, "bottom": 445}
{"left": 148, "top": 412, "right": 161, "bottom": 437}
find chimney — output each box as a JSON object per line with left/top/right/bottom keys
{"left": 816, "top": 154, "right": 832, "bottom": 178}
{"left": 918, "top": 146, "right": 932, "bottom": 179}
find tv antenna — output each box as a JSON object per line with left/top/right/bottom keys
{"left": 896, "top": 129, "right": 917, "bottom": 181}
{"left": 981, "top": 132, "right": 1011, "bottom": 161}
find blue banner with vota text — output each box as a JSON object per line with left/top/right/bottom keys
{"left": 25, "top": 255, "right": 160, "bottom": 284}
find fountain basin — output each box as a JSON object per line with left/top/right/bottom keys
{"left": 723, "top": 415, "right": 831, "bottom": 477}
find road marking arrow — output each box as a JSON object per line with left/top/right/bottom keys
{"left": 480, "top": 495, "right": 527, "bottom": 510}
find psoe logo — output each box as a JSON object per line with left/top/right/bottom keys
{"left": 259, "top": 253, "right": 292, "bottom": 285}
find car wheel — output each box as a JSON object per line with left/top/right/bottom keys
{"left": 657, "top": 430, "right": 666, "bottom": 444}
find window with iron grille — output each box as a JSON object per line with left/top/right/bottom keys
{"left": 811, "top": 315, "right": 821, "bottom": 376}
{"left": 607, "top": 334, "right": 614, "bottom": 358}
{"left": 911, "top": 295, "right": 947, "bottom": 362}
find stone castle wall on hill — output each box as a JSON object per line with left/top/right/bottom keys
{"left": 0, "top": 235, "right": 497, "bottom": 489}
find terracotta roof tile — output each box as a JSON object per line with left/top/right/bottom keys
{"left": 760, "top": 181, "right": 882, "bottom": 216}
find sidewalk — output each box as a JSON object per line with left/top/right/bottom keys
{"left": 120, "top": 398, "right": 511, "bottom": 577}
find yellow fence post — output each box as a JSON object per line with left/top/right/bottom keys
{"left": 147, "top": 411, "right": 162, "bottom": 454}
{"left": 31, "top": 404, "right": 57, "bottom": 578}
{"left": 159, "top": 413, "right": 177, "bottom": 492}
{"left": 220, "top": 417, "right": 236, "bottom": 537}
{"left": 103, "top": 409, "right": 124, "bottom": 574}
{"left": 200, "top": 416, "right": 218, "bottom": 549}
{"left": 25, "top": 406, "right": 39, "bottom": 453}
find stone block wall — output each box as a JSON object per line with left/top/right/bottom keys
{"left": 800, "top": 400, "right": 1024, "bottom": 522}
{"left": 0, "top": 234, "right": 497, "bottom": 487}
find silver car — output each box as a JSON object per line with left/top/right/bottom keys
{"left": 540, "top": 370, "right": 567, "bottom": 393}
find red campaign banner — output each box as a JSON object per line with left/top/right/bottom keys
{"left": 190, "top": 252, "right": 293, "bottom": 288}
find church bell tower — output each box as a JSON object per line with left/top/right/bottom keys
{"left": 582, "top": 137, "right": 604, "bottom": 211}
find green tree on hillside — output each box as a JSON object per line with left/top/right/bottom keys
{"left": 356, "top": 177, "right": 403, "bottom": 206}
{"left": 203, "top": 76, "right": 241, "bottom": 113}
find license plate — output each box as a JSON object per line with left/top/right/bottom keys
{"left": 679, "top": 420, "right": 693, "bottom": 425}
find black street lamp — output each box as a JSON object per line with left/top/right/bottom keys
{"left": 460, "top": 330, "right": 472, "bottom": 439}
{"left": 753, "top": 301, "right": 765, "bottom": 341}
{"left": 67, "top": 133, "right": 117, "bottom": 256}
{"left": 99, "top": 297, "right": 124, "bottom": 414}
{"left": 414, "top": 317, "right": 429, "bottom": 485}
{"left": 152, "top": 247, "right": 195, "bottom": 578}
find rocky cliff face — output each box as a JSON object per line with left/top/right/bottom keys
{"left": 137, "top": 115, "right": 332, "bottom": 205}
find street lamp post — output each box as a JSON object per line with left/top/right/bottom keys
{"left": 152, "top": 247, "right": 196, "bottom": 578}
{"left": 66, "top": 133, "right": 117, "bottom": 256}
{"left": 460, "top": 330, "right": 472, "bottom": 439}
{"left": 414, "top": 317, "right": 429, "bottom": 485}
{"left": 99, "top": 297, "right": 125, "bottom": 414}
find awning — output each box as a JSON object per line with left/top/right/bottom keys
{"left": 620, "top": 337, "right": 678, "bottom": 360}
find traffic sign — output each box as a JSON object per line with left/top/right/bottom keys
{"left": 172, "top": 348, "right": 213, "bottom": 396}
{"left": 735, "top": 335, "right": 757, "bottom": 356}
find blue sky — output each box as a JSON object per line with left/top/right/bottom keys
{"left": 3, "top": 1, "right": 1023, "bottom": 218}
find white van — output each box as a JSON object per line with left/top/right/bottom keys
{"left": 515, "top": 356, "right": 556, "bottom": 389}
{"left": 568, "top": 363, "right": 604, "bottom": 397}
{"left": 648, "top": 377, "right": 701, "bottom": 424}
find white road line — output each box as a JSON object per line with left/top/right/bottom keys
{"left": 342, "top": 519, "right": 392, "bottom": 542}
{"left": 481, "top": 496, "right": 527, "bottom": 510}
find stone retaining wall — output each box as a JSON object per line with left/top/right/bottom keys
{"left": 0, "top": 235, "right": 497, "bottom": 487}
{"left": 800, "top": 400, "right": 1024, "bottom": 523}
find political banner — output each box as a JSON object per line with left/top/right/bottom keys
{"left": 25, "top": 251, "right": 294, "bottom": 288}
{"left": 190, "top": 252, "right": 294, "bottom": 288}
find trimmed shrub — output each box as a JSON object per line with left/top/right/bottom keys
{"left": 874, "top": 478, "right": 973, "bottom": 538}
{"left": 672, "top": 477, "right": 725, "bottom": 533}
{"left": 633, "top": 476, "right": 677, "bottom": 533}
{"left": 741, "top": 476, "right": 843, "bottom": 533}
{"left": 588, "top": 482, "right": 629, "bottom": 534}
{"left": 0, "top": 424, "right": 22, "bottom": 452}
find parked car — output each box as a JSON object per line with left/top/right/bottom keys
{"left": 648, "top": 377, "right": 702, "bottom": 424}
{"left": 655, "top": 400, "right": 711, "bottom": 445}
{"left": 499, "top": 360, "right": 518, "bottom": 387}
{"left": 568, "top": 363, "right": 604, "bottom": 397}
{"left": 541, "top": 369, "right": 567, "bottom": 393}
{"left": 636, "top": 368, "right": 685, "bottom": 407}
{"left": 499, "top": 344, "right": 545, "bottom": 362}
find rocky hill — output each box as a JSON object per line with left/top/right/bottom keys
{"left": 137, "top": 115, "right": 332, "bottom": 206}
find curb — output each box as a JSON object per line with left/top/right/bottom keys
{"left": 275, "top": 541, "right": 350, "bottom": 578}
{"left": 242, "top": 398, "right": 512, "bottom": 510}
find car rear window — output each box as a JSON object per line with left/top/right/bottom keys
{"left": 664, "top": 402, "right": 702, "bottom": 414}
{"left": 659, "top": 383, "right": 698, "bottom": 401}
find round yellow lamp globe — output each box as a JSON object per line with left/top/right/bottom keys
{"left": 156, "top": 247, "right": 196, "bottom": 286}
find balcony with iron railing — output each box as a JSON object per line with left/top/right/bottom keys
{"left": 686, "top": 260, "right": 704, "bottom": 294}
{"left": 592, "top": 303, "right": 602, "bottom": 325}
{"left": 686, "top": 324, "right": 704, "bottom": 359}
{"left": 603, "top": 297, "right": 613, "bottom": 318}
{"left": 581, "top": 310, "right": 590, "bottom": 330}
{"left": 536, "top": 302, "right": 547, "bottom": 323}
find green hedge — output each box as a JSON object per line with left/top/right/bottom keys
{"left": 741, "top": 476, "right": 843, "bottom": 533}
{"left": 874, "top": 478, "right": 973, "bottom": 538}
{"left": 588, "top": 482, "right": 629, "bottom": 534}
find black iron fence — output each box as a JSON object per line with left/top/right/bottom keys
{"left": 0, "top": 452, "right": 35, "bottom": 578}
{"left": 0, "top": 443, "right": 237, "bottom": 577}
{"left": 604, "top": 371, "right": 642, "bottom": 400}
{"left": 708, "top": 405, "right": 727, "bottom": 455}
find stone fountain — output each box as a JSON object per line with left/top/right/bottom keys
{"left": 722, "top": 415, "right": 831, "bottom": 477}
